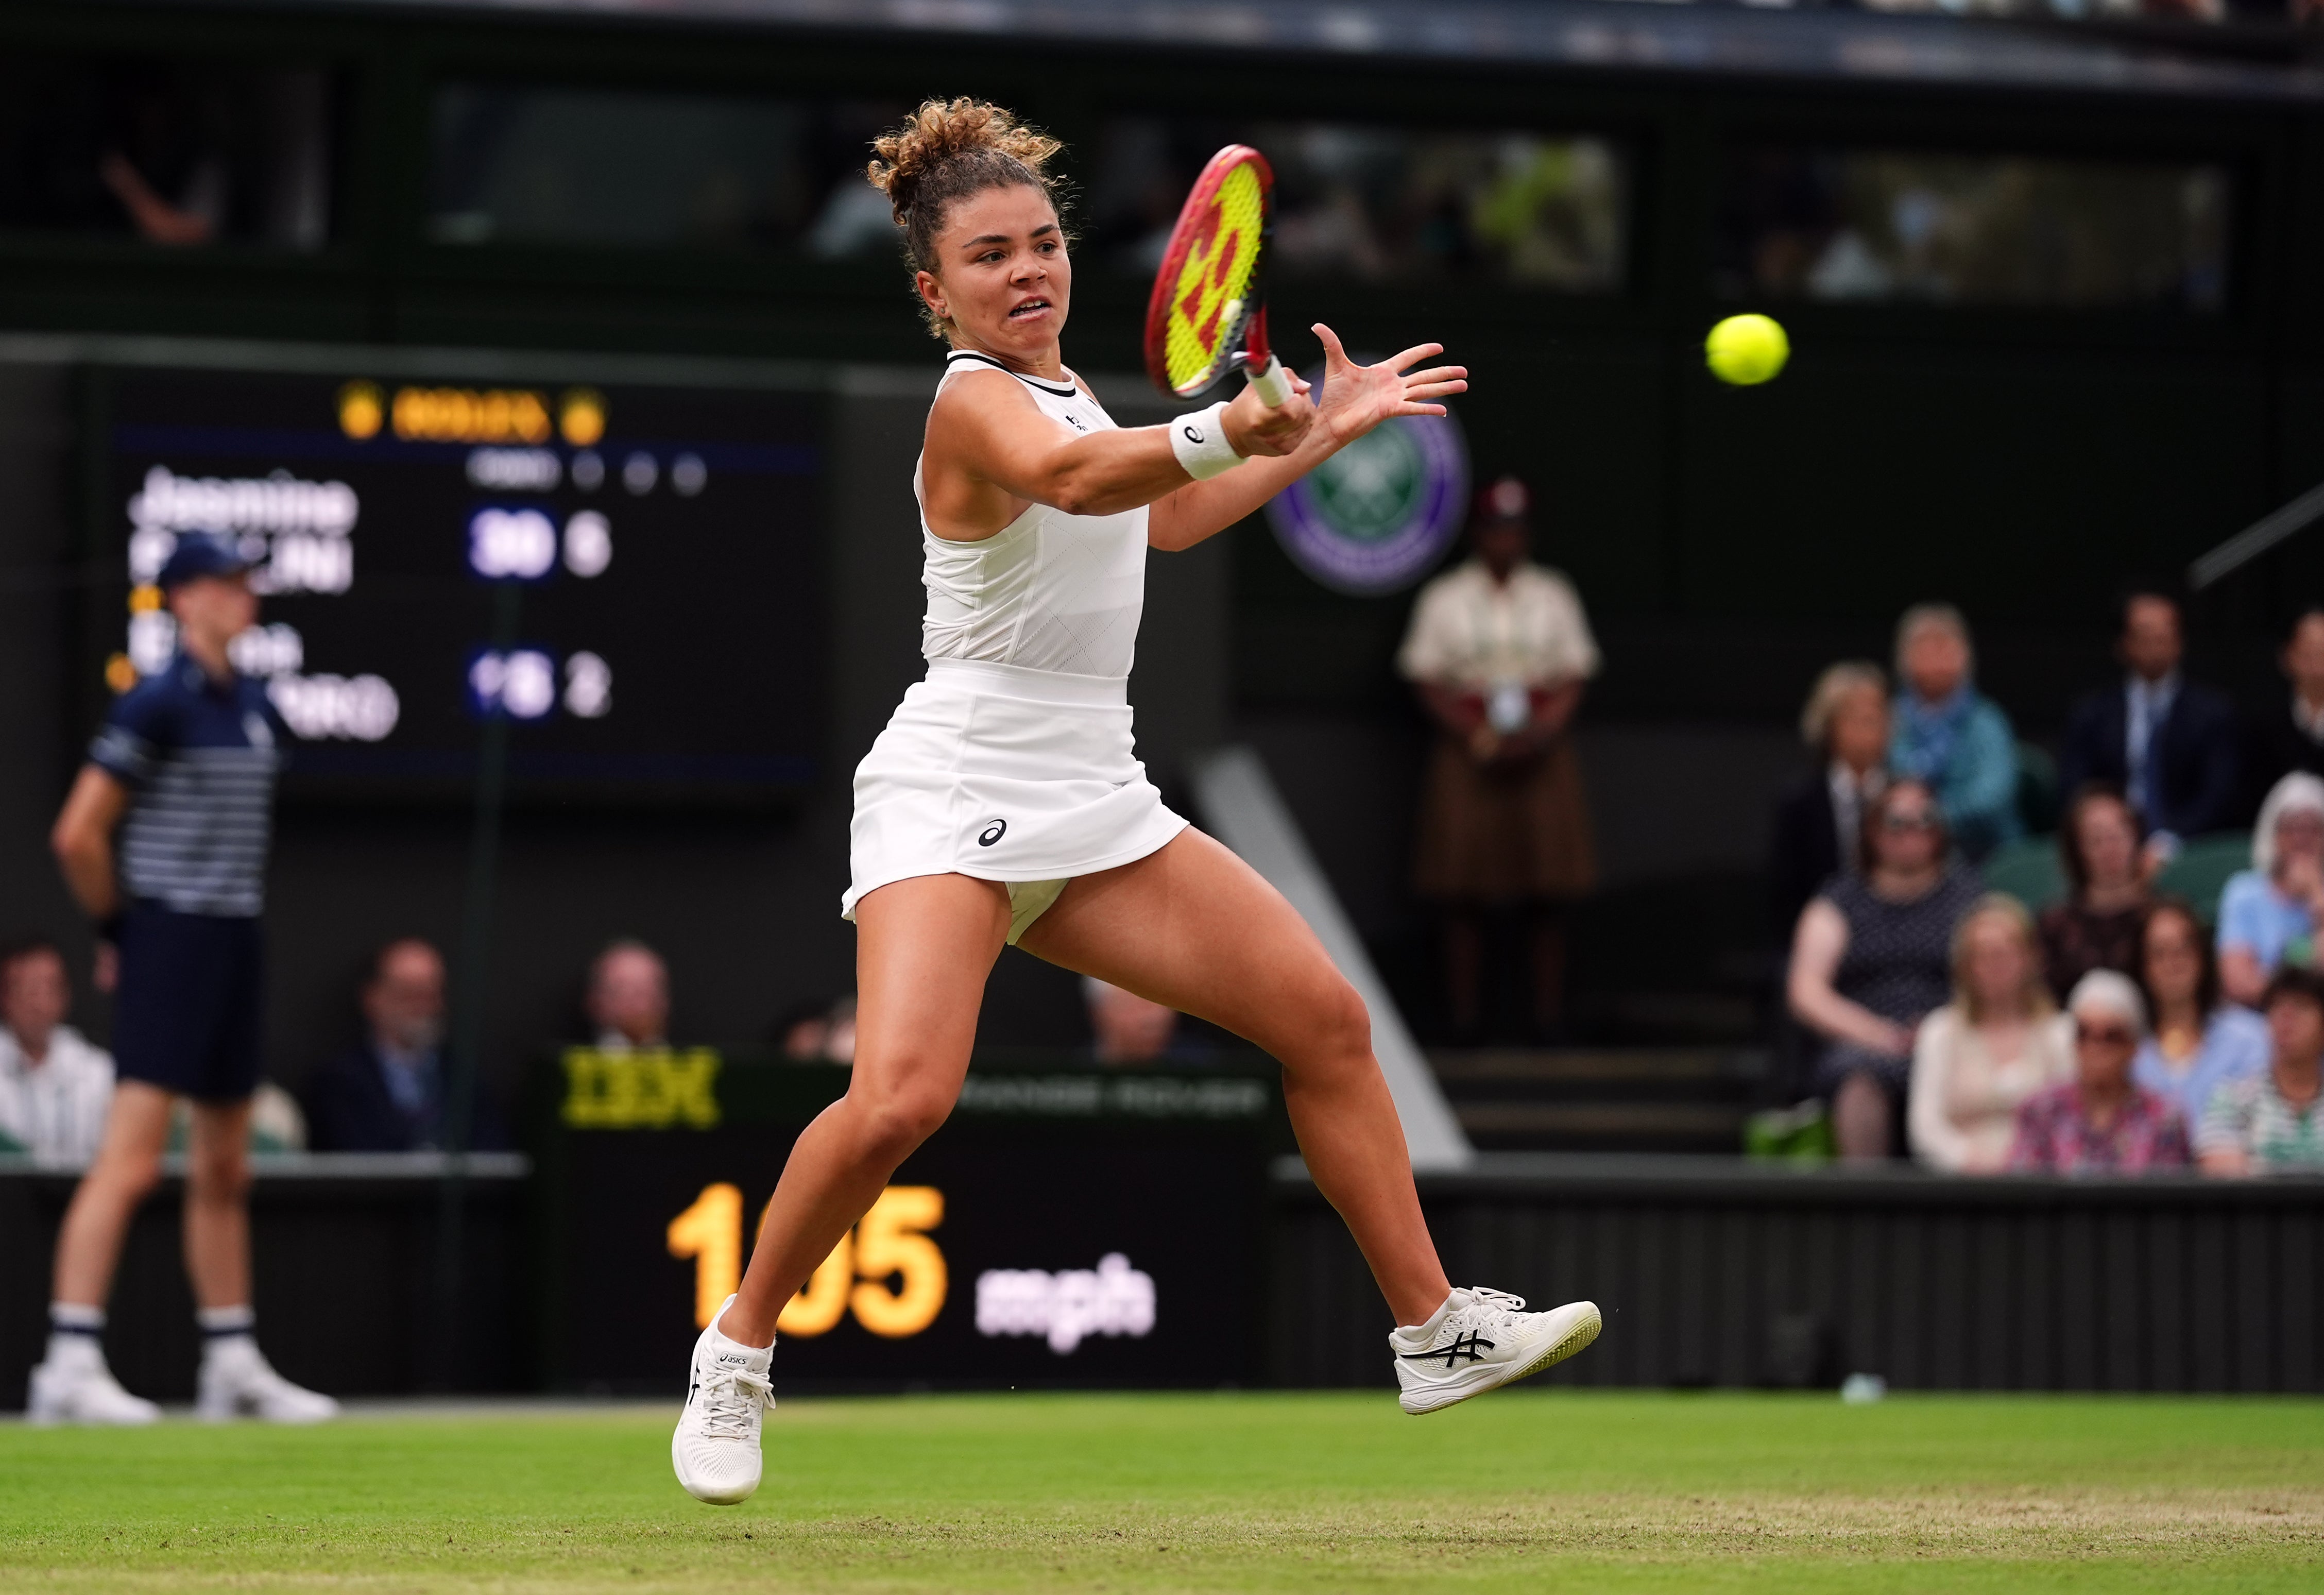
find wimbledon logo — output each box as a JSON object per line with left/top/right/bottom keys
{"left": 1263, "top": 393, "right": 1468, "bottom": 597}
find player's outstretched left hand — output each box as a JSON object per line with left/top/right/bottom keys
{"left": 1309, "top": 324, "right": 1467, "bottom": 449}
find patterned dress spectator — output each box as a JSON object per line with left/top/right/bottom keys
{"left": 2009, "top": 971, "right": 2190, "bottom": 1175}
{"left": 1788, "top": 779, "right": 1983, "bottom": 1160}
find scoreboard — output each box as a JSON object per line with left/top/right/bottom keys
{"left": 97, "top": 363, "right": 828, "bottom": 801}
{"left": 536, "top": 1051, "right": 1280, "bottom": 1392}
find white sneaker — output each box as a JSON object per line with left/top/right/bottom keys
{"left": 27, "top": 1341, "right": 161, "bottom": 1426}
{"left": 196, "top": 1338, "right": 339, "bottom": 1423}
{"left": 672, "top": 1295, "right": 774, "bottom": 1505}
{"left": 1390, "top": 1287, "right": 1602, "bottom": 1416}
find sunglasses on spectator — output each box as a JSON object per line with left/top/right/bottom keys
{"left": 1881, "top": 811, "right": 1938, "bottom": 832}
{"left": 2075, "top": 1022, "right": 2135, "bottom": 1046}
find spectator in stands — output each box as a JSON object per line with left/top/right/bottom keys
{"left": 303, "top": 938, "right": 507, "bottom": 1153}
{"left": 778, "top": 997, "right": 857, "bottom": 1065}
{"left": 2133, "top": 897, "right": 2267, "bottom": 1128}
{"left": 2248, "top": 607, "right": 2324, "bottom": 799}
{"left": 1908, "top": 895, "right": 2074, "bottom": 1173}
{"left": 2059, "top": 588, "right": 2240, "bottom": 856}
{"left": 1083, "top": 977, "right": 1207, "bottom": 1065}
{"left": 587, "top": 939, "right": 670, "bottom": 1051}
{"left": 2008, "top": 970, "right": 2191, "bottom": 1175}
{"left": 1768, "top": 661, "right": 1890, "bottom": 942}
{"left": 2038, "top": 784, "right": 2154, "bottom": 1003}
{"left": 0, "top": 938, "right": 115, "bottom": 1164}
{"left": 2216, "top": 772, "right": 2324, "bottom": 1007}
{"left": 1888, "top": 603, "right": 2020, "bottom": 860}
{"left": 1400, "top": 476, "right": 1598, "bottom": 1039}
{"left": 2197, "top": 963, "right": 2324, "bottom": 1175}
{"left": 1788, "top": 778, "right": 1983, "bottom": 1160}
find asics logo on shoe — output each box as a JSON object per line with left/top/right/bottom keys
{"left": 978, "top": 818, "right": 1007, "bottom": 846}
{"left": 1399, "top": 1332, "right": 1495, "bottom": 1369}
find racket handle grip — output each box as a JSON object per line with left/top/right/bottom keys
{"left": 1246, "top": 353, "right": 1292, "bottom": 408}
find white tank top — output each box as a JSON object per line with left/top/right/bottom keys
{"left": 915, "top": 350, "right": 1149, "bottom": 681}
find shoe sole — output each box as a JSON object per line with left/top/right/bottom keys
{"left": 1401, "top": 1302, "right": 1603, "bottom": 1416}
{"left": 671, "top": 1429, "right": 759, "bottom": 1506}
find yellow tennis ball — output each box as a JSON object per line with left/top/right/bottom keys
{"left": 1705, "top": 314, "right": 1790, "bottom": 386}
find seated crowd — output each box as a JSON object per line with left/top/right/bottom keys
{"left": 4, "top": 926, "right": 1209, "bottom": 1164}
{"left": 1778, "top": 591, "right": 2324, "bottom": 1175}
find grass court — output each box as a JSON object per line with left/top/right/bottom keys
{"left": 4, "top": 1390, "right": 2319, "bottom": 1592}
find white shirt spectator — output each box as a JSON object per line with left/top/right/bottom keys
{"left": 1908, "top": 1006, "right": 2075, "bottom": 1173}
{"left": 0, "top": 1023, "right": 115, "bottom": 1164}
{"left": 1397, "top": 559, "right": 1600, "bottom": 691}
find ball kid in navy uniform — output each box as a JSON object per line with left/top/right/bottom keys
{"left": 29, "top": 534, "right": 335, "bottom": 1423}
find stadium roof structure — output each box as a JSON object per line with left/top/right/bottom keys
{"left": 220, "top": 0, "right": 2324, "bottom": 102}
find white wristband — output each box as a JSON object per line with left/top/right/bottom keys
{"left": 1168, "top": 401, "right": 1244, "bottom": 481}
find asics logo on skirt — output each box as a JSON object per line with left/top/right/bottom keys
{"left": 978, "top": 819, "right": 1008, "bottom": 847}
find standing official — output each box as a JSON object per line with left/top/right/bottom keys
{"left": 1398, "top": 477, "right": 1600, "bottom": 1039}
{"left": 26, "top": 535, "right": 334, "bottom": 1424}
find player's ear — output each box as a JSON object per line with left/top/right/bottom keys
{"left": 915, "top": 269, "right": 948, "bottom": 321}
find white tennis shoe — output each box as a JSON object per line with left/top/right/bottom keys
{"left": 1390, "top": 1287, "right": 1602, "bottom": 1415}
{"left": 26, "top": 1338, "right": 160, "bottom": 1426}
{"left": 672, "top": 1296, "right": 774, "bottom": 1505}
{"left": 196, "top": 1338, "right": 339, "bottom": 1423}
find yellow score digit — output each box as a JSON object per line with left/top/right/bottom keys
{"left": 667, "top": 1183, "right": 946, "bottom": 1338}
{"left": 849, "top": 1185, "right": 947, "bottom": 1339}
{"left": 665, "top": 1182, "right": 742, "bottom": 1329}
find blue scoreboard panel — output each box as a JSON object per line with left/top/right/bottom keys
{"left": 96, "top": 363, "right": 827, "bottom": 802}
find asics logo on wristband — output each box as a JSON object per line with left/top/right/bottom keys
{"left": 1183, "top": 423, "right": 1204, "bottom": 444}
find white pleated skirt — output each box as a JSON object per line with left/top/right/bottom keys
{"left": 841, "top": 657, "right": 1189, "bottom": 922}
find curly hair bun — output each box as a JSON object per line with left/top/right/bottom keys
{"left": 867, "top": 98, "right": 1060, "bottom": 226}
{"left": 865, "top": 99, "right": 1067, "bottom": 337}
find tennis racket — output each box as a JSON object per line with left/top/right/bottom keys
{"left": 1143, "top": 144, "right": 1294, "bottom": 409}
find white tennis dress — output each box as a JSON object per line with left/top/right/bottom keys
{"left": 841, "top": 349, "right": 1189, "bottom": 938}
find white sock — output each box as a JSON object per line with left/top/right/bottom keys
{"left": 198, "top": 1304, "right": 257, "bottom": 1356}
{"left": 46, "top": 1302, "right": 106, "bottom": 1367}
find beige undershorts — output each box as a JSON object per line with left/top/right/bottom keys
{"left": 1006, "top": 878, "right": 1070, "bottom": 946}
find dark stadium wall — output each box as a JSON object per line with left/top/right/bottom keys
{"left": 0, "top": 364, "right": 84, "bottom": 953}
{"left": 0, "top": 360, "right": 1231, "bottom": 1123}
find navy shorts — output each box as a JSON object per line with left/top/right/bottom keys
{"left": 112, "top": 905, "right": 264, "bottom": 1103}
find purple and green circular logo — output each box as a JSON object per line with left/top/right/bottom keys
{"left": 1263, "top": 399, "right": 1468, "bottom": 597}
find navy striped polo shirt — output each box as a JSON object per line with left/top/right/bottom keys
{"left": 88, "top": 654, "right": 287, "bottom": 918}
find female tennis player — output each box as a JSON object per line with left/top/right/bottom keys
{"left": 673, "top": 99, "right": 1600, "bottom": 1503}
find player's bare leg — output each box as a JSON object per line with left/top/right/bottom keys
{"left": 728, "top": 874, "right": 1008, "bottom": 1342}
{"left": 1019, "top": 828, "right": 1600, "bottom": 1409}
{"left": 674, "top": 873, "right": 1007, "bottom": 1503}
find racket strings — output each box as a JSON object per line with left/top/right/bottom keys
{"left": 1163, "top": 161, "right": 1266, "bottom": 396}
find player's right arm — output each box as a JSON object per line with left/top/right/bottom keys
{"left": 52, "top": 765, "right": 131, "bottom": 921}
{"left": 921, "top": 366, "right": 1312, "bottom": 537}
